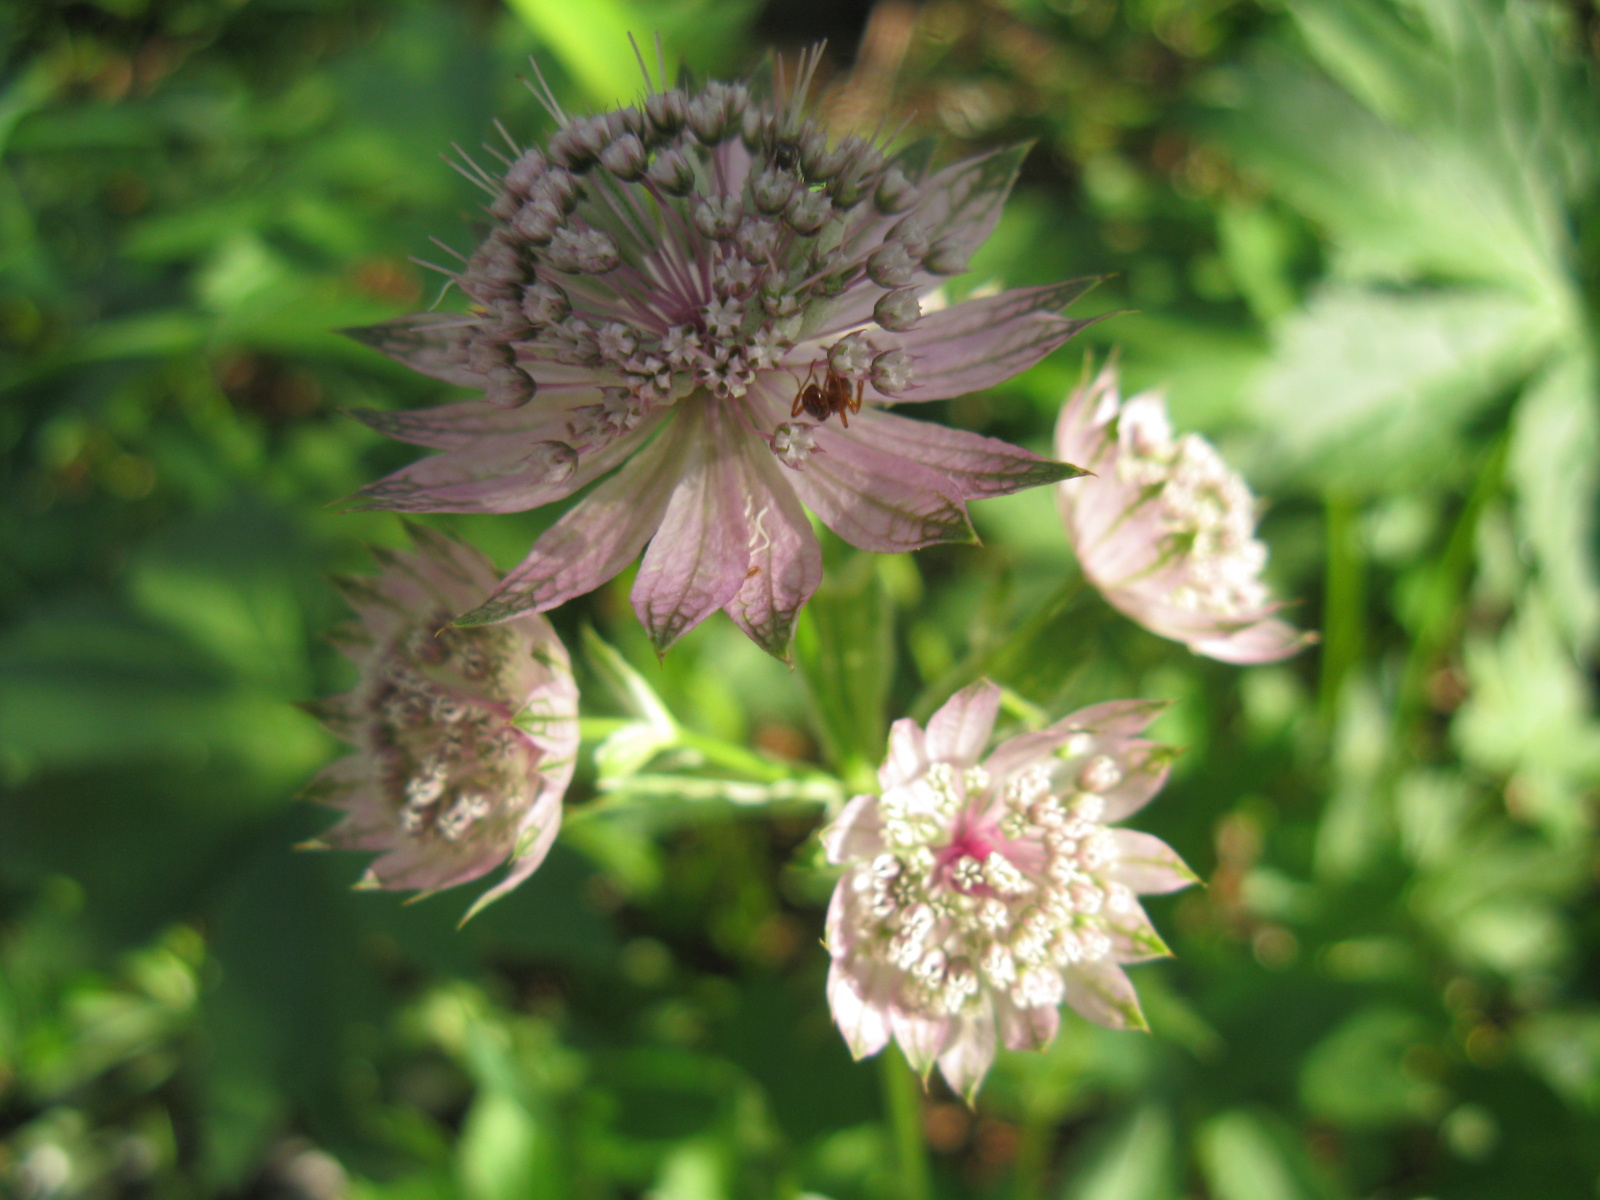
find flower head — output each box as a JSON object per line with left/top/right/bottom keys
{"left": 303, "top": 525, "right": 578, "bottom": 918}
{"left": 347, "top": 48, "right": 1093, "bottom": 659}
{"left": 820, "top": 681, "right": 1195, "bottom": 1101}
{"left": 1055, "top": 361, "right": 1313, "bottom": 664}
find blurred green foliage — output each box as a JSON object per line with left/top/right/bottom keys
{"left": 2, "top": 0, "right": 1598, "bottom": 1197}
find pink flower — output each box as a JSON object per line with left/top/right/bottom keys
{"left": 820, "top": 681, "right": 1195, "bottom": 1101}
{"left": 302, "top": 526, "right": 578, "bottom": 918}
{"left": 1055, "top": 362, "right": 1313, "bottom": 664}
{"left": 348, "top": 49, "right": 1094, "bottom": 658}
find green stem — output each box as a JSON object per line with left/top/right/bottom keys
{"left": 881, "top": 1045, "right": 932, "bottom": 1200}
{"left": 1317, "top": 493, "right": 1365, "bottom": 724}
{"left": 1394, "top": 434, "right": 1507, "bottom": 737}
{"left": 1010, "top": 1108, "right": 1051, "bottom": 1200}
{"left": 577, "top": 717, "right": 816, "bottom": 785}
{"left": 910, "top": 573, "right": 1087, "bottom": 724}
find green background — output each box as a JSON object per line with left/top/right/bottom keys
{"left": 2, "top": 0, "right": 1598, "bottom": 1196}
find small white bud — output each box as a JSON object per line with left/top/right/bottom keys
{"left": 870, "top": 349, "right": 914, "bottom": 394}
{"left": 644, "top": 89, "right": 688, "bottom": 137}
{"left": 828, "top": 332, "right": 874, "bottom": 380}
{"left": 646, "top": 147, "right": 695, "bottom": 195}
{"left": 873, "top": 287, "right": 921, "bottom": 331}
{"left": 484, "top": 362, "right": 536, "bottom": 408}
{"left": 521, "top": 440, "right": 578, "bottom": 482}
{"left": 521, "top": 280, "right": 570, "bottom": 326}
{"left": 874, "top": 165, "right": 919, "bottom": 214}
{"left": 867, "top": 242, "right": 919, "bottom": 288}
{"left": 693, "top": 195, "right": 742, "bottom": 239}
{"left": 924, "top": 235, "right": 969, "bottom": 275}
{"left": 600, "top": 132, "right": 648, "bottom": 180}
{"left": 785, "top": 188, "right": 831, "bottom": 236}
{"left": 503, "top": 149, "right": 548, "bottom": 195}
{"left": 1077, "top": 755, "right": 1122, "bottom": 794}
{"left": 750, "top": 167, "right": 796, "bottom": 215}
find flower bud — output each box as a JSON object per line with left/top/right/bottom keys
{"left": 549, "top": 115, "right": 611, "bottom": 172}
{"left": 829, "top": 332, "right": 874, "bottom": 380}
{"left": 521, "top": 280, "right": 570, "bottom": 326}
{"left": 600, "top": 133, "right": 648, "bottom": 180}
{"left": 645, "top": 89, "right": 688, "bottom": 137}
{"left": 870, "top": 349, "right": 914, "bottom": 394}
{"left": 545, "top": 227, "right": 619, "bottom": 274}
{"left": 693, "top": 195, "right": 742, "bottom": 239}
{"left": 484, "top": 361, "right": 536, "bottom": 408}
{"left": 646, "top": 147, "right": 696, "bottom": 195}
{"left": 687, "top": 83, "right": 735, "bottom": 143}
{"left": 875, "top": 165, "right": 919, "bottom": 214}
{"left": 867, "top": 242, "right": 919, "bottom": 288}
{"left": 924, "top": 236, "right": 969, "bottom": 275}
{"left": 504, "top": 149, "right": 548, "bottom": 196}
{"left": 512, "top": 198, "right": 563, "bottom": 245}
{"left": 874, "top": 287, "right": 922, "bottom": 331}
{"left": 785, "top": 188, "right": 831, "bottom": 236}
{"left": 750, "top": 167, "right": 796, "bottom": 215}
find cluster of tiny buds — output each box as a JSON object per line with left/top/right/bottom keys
{"left": 852, "top": 742, "right": 1141, "bottom": 1021}
{"left": 366, "top": 618, "right": 529, "bottom": 845}
{"left": 441, "top": 76, "right": 956, "bottom": 469}
{"left": 1116, "top": 411, "right": 1272, "bottom": 614}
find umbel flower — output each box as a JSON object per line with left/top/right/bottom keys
{"left": 302, "top": 526, "right": 578, "bottom": 918}
{"left": 820, "top": 681, "right": 1195, "bottom": 1101}
{"left": 1055, "top": 361, "right": 1312, "bottom": 664}
{"left": 348, "top": 47, "right": 1095, "bottom": 658}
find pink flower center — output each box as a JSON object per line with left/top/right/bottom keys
{"left": 935, "top": 818, "right": 997, "bottom": 894}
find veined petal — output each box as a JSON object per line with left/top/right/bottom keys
{"left": 1098, "top": 740, "right": 1177, "bottom": 823}
{"left": 867, "top": 282, "right": 1102, "bottom": 404}
{"left": 788, "top": 423, "right": 976, "bottom": 552}
{"left": 722, "top": 435, "right": 823, "bottom": 660}
{"left": 350, "top": 427, "right": 603, "bottom": 514}
{"left": 454, "top": 419, "right": 686, "bottom": 625}
{"left": 914, "top": 144, "right": 1030, "bottom": 269}
{"left": 880, "top": 717, "right": 928, "bottom": 790}
{"left": 814, "top": 146, "right": 1035, "bottom": 335}
{"left": 1063, "top": 958, "right": 1148, "bottom": 1031}
{"left": 1191, "top": 617, "right": 1317, "bottom": 665}
{"left": 350, "top": 397, "right": 593, "bottom": 450}
{"left": 820, "top": 794, "right": 885, "bottom": 863}
{"left": 344, "top": 314, "right": 485, "bottom": 387}
{"left": 844, "top": 407, "right": 1088, "bottom": 499}
{"left": 995, "top": 994, "right": 1060, "bottom": 1051}
{"left": 924, "top": 680, "right": 1002, "bottom": 766}
{"left": 1104, "top": 899, "right": 1172, "bottom": 963}
{"left": 935, "top": 1000, "right": 998, "bottom": 1103}
{"left": 1059, "top": 699, "right": 1170, "bottom": 739}
{"left": 459, "top": 787, "right": 565, "bottom": 922}
{"left": 1108, "top": 829, "right": 1199, "bottom": 895}
{"left": 890, "top": 1007, "right": 952, "bottom": 1078}
{"left": 829, "top": 960, "right": 893, "bottom": 1060}
{"left": 631, "top": 409, "right": 753, "bottom": 654}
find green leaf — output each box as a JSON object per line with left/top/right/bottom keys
{"left": 793, "top": 553, "right": 893, "bottom": 789}
{"left": 1065, "top": 1104, "right": 1179, "bottom": 1200}
{"left": 1299, "top": 1006, "right": 1448, "bottom": 1126}
{"left": 1250, "top": 285, "right": 1559, "bottom": 492}
{"left": 1453, "top": 587, "right": 1600, "bottom": 842}
{"left": 1196, "top": 1111, "right": 1335, "bottom": 1200}
{"left": 1508, "top": 351, "right": 1600, "bottom": 655}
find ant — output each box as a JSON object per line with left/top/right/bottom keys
{"left": 771, "top": 136, "right": 802, "bottom": 175}
{"left": 792, "top": 356, "right": 863, "bottom": 427}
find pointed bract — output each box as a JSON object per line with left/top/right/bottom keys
{"left": 347, "top": 53, "right": 1094, "bottom": 657}
{"left": 301, "top": 528, "right": 578, "bottom": 914}
{"left": 1055, "top": 361, "right": 1314, "bottom": 663}
{"left": 819, "top": 680, "right": 1193, "bottom": 1101}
